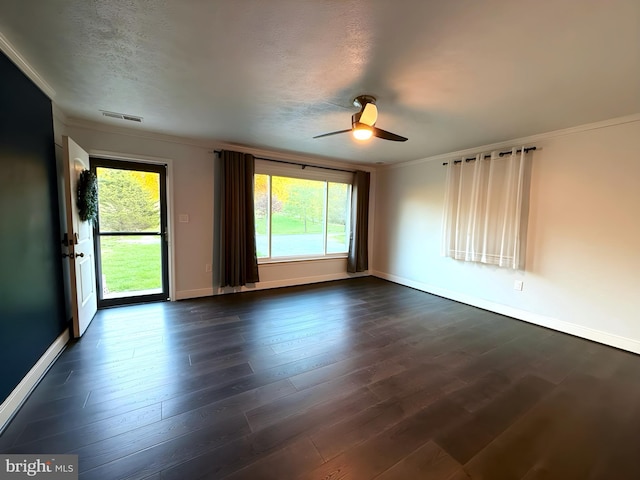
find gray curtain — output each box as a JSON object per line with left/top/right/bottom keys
{"left": 347, "top": 170, "right": 370, "bottom": 273}
{"left": 219, "top": 150, "right": 260, "bottom": 286}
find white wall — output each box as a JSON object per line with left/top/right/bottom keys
{"left": 373, "top": 116, "right": 640, "bottom": 353}
{"left": 63, "top": 121, "right": 372, "bottom": 300}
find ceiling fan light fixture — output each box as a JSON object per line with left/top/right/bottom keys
{"left": 313, "top": 94, "right": 407, "bottom": 142}
{"left": 352, "top": 124, "right": 373, "bottom": 140}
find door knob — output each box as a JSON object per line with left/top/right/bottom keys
{"left": 76, "top": 252, "right": 85, "bottom": 258}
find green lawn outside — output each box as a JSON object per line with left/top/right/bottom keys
{"left": 255, "top": 214, "right": 346, "bottom": 235}
{"left": 100, "top": 236, "right": 162, "bottom": 293}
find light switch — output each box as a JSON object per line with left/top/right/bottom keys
{"left": 179, "top": 214, "right": 189, "bottom": 223}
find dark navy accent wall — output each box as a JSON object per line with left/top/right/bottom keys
{"left": 0, "top": 51, "right": 67, "bottom": 402}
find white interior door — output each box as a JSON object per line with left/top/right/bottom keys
{"left": 63, "top": 136, "right": 97, "bottom": 337}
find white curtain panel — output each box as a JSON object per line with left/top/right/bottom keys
{"left": 441, "top": 147, "right": 528, "bottom": 269}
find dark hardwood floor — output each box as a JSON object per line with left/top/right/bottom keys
{"left": 1, "top": 277, "right": 640, "bottom": 479}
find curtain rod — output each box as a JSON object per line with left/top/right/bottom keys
{"left": 214, "top": 150, "right": 355, "bottom": 174}
{"left": 442, "top": 146, "right": 537, "bottom": 166}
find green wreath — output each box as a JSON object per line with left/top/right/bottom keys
{"left": 77, "top": 169, "right": 98, "bottom": 223}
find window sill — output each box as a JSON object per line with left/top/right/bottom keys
{"left": 258, "top": 254, "right": 348, "bottom": 265}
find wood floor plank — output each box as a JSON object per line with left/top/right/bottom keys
{"left": 300, "top": 398, "right": 469, "bottom": 480}
{"left": 310, "top": 374, "right": 460, "bottom": 461}
{"left": 163, "top": 377, "right": 296, "bottom": 420}
{"left": 224, "top": 436, "right": 324, "bottom": 480}
{"left": 75, "top": 407, "right": 250, "bottom": 472}
{"left": 160, "top": 386, "right": 379, "bottom": 479}
{"left": 373, "top": 441, "right": 462, "bottom": 480}
{"left": 463, "top": 390, "right": 578, "bottom": 480}
{"left": 435, "top": 375, "right": 553, "bottom": 464}
{"left": 463, "top": 373, "right": 626, "bottom": 479}
{"left": 80, "top": 413, "right": 251, "bottom": 479}
{"left": 9, "top": 403, "right": 162, "bottom": 454}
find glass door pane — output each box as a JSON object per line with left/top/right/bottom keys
{"left": 99, "top": 235, "right": 163, "bottom": 298}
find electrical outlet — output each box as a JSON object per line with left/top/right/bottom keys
{"left": 205, "top": 264, "right": 212, "bottom": 273}
{"left": 179, "top": 214, "right": 189, "bottom": 223}
{"left": 514, "top": 280, "right": 523, "bottom": 291}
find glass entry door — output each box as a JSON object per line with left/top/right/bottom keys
{"left": 91, "top": 158, "right": 169, "bottom": 307}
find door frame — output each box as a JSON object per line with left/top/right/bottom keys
{"left": 89, "top": 151, "right": 175, "bottom": 304}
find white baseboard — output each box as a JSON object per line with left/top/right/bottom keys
{"left": 249, "top": 272, "right": 367, "bottom": 292}
{"left": 174, "top": 288, "right": 216, "bottom": 300}
{"left": 216, "top": 272, "right": 369, "bottom": 295}
{"left": 373, "top": 270, "right": 640, "bottom": 355}
{"left": 0, "top": 330, "right": 70, "bottom": 433}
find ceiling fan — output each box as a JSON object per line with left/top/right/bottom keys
{"left": 313, "top": 95, "right": 408, "bottom": 142}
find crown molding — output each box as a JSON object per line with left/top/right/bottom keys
{"left": 383, "top": 113, "right": 640, "bottom": 170}
{"left": 0, "top": 32, "right": 55, "bottom": 99}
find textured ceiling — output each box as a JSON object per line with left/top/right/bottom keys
{"left": 0, "top": 0, "right": 638, "bottom": 164}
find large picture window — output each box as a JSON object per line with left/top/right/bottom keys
{"left": 254, "top": 169, "right": 351, "bottom": 261}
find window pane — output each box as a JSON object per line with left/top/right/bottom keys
{"left": 271, "top": 176, "right": 325, "bottom": 257}
{"left": 327, "top": 182, "right": 350, "bottom": 254}
{"left": 254, "top": 174, "right": 269, "bottom": 258}
{"left": 96, "top": 168, "right": 160, "bottom": 232}
{"left": 100, "top": 235, "right": 162, "bottom": 298}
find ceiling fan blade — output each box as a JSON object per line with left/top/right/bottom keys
{"left": 372, "top": 127, "right": 408, "bottom": 142}
{"left": 359, "top": 103, "right": 378, "bottom": 126}
{"left": 313, "top": 129, "right": 351, "bottom": 139}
